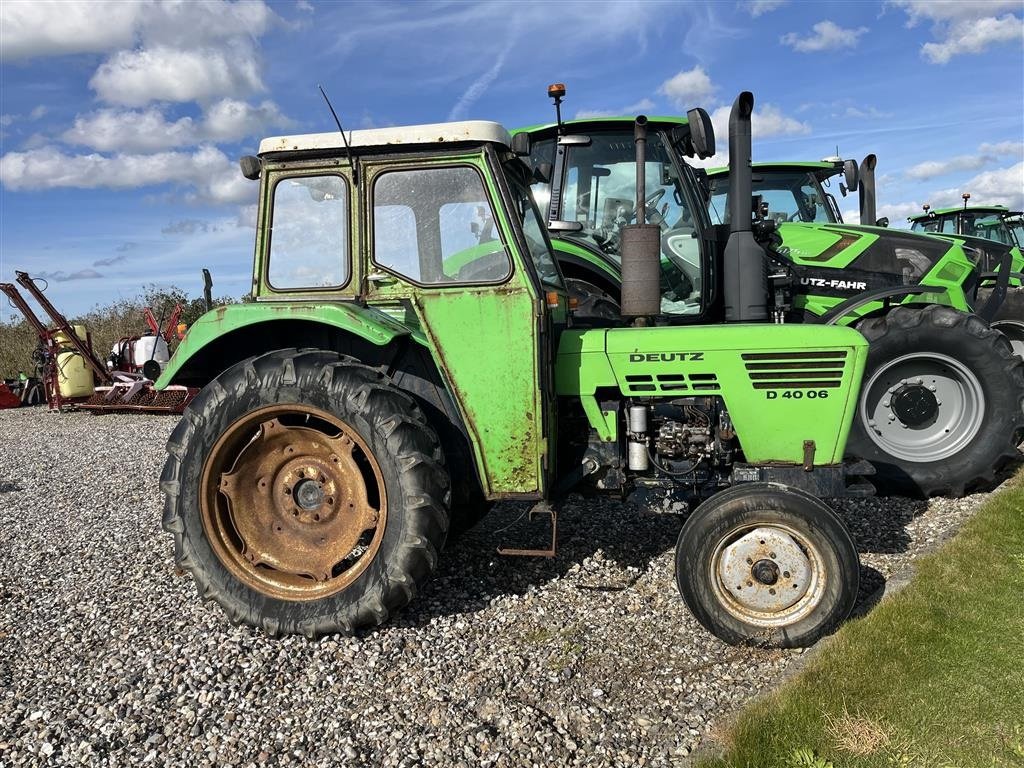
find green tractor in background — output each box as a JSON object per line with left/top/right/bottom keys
{"left": 908, "top": 200, "right": 1024, "bottom": 354}
{"left": 154, "top": 115, "right": 878, "bottom": 648}
{"left": 703, "top": 160, "right": 1024, "bottom": 354}
{"left": 515, "top": 86, "right": 1023, "bottom": 498}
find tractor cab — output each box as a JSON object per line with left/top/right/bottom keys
{"left": 518, "top": 115, "right": 713, "bottom": 317}
{"left": 909, "top": 203, "right": 1022, "bottom": 247}
{"left": 706, "top": 161, "right": 848, "bottom": 226}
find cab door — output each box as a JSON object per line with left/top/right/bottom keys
{"left": 362, "top": 153, "right": 548, "bottom": 499}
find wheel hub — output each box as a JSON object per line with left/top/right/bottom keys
{"left": 861, "top": 352, "right": 985, "bottom": 463}
{"left": 751, "top": 559, "right": 780, "bottom": 586}
{"left": 889, "top": 384, "right": 938, "bottom": 426}
{"left": 718, "top": 527, "right": 812, "bottom": 614}
{"left": 216, "top": 417, "right": 381, "bottom": 584}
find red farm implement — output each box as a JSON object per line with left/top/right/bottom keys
{"left": 0, "top": 271, "right": 196, "bottom": 414}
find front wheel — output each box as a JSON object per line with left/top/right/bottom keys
{"left": 847, "top": 305, "right": 1024, "bottom": 497}
{"left": 160, "top": 349, "right": 450, "bottom": 637}
{"left": 675, "top": 483, "right": 859, "bottom": 648}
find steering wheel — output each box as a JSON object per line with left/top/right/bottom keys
{"left": 626, "top": 189, "right": 667, "bottom": 228}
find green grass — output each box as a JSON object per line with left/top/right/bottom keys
{"left": 700, "top": 472, "right": 1024, "bottom": 768}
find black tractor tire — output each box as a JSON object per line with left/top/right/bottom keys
{"left": 160, "top": 349, "right": 450, "bottom": 637}
{"left": 675, "top": 483, "right": 859, "bottom": 649}
{"left": 847, "top": 305, "right": 1024, "bottom": 497}
{"left": 566, "top": 278, "right": 621, "bottom": 322}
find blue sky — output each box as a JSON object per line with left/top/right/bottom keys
{"left": 1, "top": 0, "right": 1022, "bottom": 317}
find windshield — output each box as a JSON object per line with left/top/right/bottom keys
{"left": 962, "top": 211, "right": 1016, "bottom": 245}
{"left": 505, "top": 160, "right": 563, "bottom": 287}
{"left": 540, "top": 129, "right": 703, "bottom": 315}
{"left": 707, "top": 170, "right": 838, "bottom": 225}
{"left": 1004, "top": 215, "right": 1024, "bottom": 248}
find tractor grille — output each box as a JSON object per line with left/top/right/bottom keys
{"left": 623, "top": 372, "right": 721, "bottom": 394}
{"left": 742, "top": 351, "right": 847, "bottom": 390}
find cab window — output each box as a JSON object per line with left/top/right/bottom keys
{"left": 267, "top": 174, "right": 348, "bottom": 290}
{"left": 372, "top": 166, "right": 511, "bottom": 285}
{"left": 559, "top": 130, "right": 702, "bottom": 315}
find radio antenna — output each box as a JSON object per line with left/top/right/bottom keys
{"left": 318, "top": 84, "right": 358, "bottom": 185}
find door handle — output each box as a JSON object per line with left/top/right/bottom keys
{"left": 367, "top": 271, "right": 397, "bottom": 285}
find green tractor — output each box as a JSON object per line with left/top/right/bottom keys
{"left": 515, "top": 87, "right": 1023, "bottom": 498}
{"left": 156, "top": 116, "right": 876, "bottom": 648}
{"left": 908, "top": 200, "right": 1024, "bottom": 353}
{"left": 704, "top": 159, "right": 1024, "bottom": 354}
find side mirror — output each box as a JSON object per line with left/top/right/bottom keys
{"left": 239, "top": 155, "right": 261, "bottom": 180}
{"left": 682, "top": 108, "right": 715, "bottom": 159}
{"left": 510, "top": 133, "right": 531, "bottom": 157}
{"left": 876, "top": 217, "right": 889, "bottom": 228}
{"left": 843, "top": 159, "right": 859, "bottom": 193}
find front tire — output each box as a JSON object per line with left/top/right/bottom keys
{"left": 160, "top": 349, "right": 450, "bottom": 637}
{"left": 847, "top": 305, "right": 1024, "bottom": 497}
{"left": 675, "top": 483, "right": 859, "bottom": 648}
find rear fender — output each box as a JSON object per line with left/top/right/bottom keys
{"left": 156, "top": 302, "right": 421, "bottom": 388}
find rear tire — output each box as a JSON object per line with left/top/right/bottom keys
{"left": 675, "top": 483, "right": 859, "bottom": 649}
{"left": 847, "top": 305, "right": 1024, "bottom": 497}
{"left": 160, "top": 349, "right": 450, "bottom": 637}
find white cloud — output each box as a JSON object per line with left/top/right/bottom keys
{"left": 62, "top": 108, "right": 196, "bottom": 153}
{"left": 708, "top": 103, "right": 811, "bottom": 144}
{"left": 201, "top": 99, "right": 293, "bottom": 142}
{"left": 0, "top": 145, "right": 255, "bottom": 204}
{"left": 690, "top": 102, "right": 810, "bottom": 168}
{"left": 90, "top": 44, "right": 264, "bottom": 106}
{"left": 744, "top": 0, "right": 788, "bottom": 17}
{"left": 871, "top": 161, "right": 1024, "bottom": 228}
{"left": 922, "top": 14, "right": 1024, "bottom": 63}
{"left": 956, "top": 162, "right": 1024, "bottom": 209}
{"left": 891, "top": 1, "right": 1023, "bottom": 63}
{"left": 978, "top": 141, "right": 1024, "bottom": 158}
{"left": 0, "top": 0, "right": 140, "bottom": 60}
{"left": 136, "top": 0, "right": 275, "bottom": 48}
{"left": 0, "top": 105, "right": 50, "bottom": 127}
{"left": 781, "top": 20, "right": 868, "bottom": 52}
{"left": 893, "top": 1, "right": 1021, "bottom": 26}
{"left": 61, "top": 100, "right": 292, "bottom": 153}
{"left": 657, "top": 66, "right": 717, "bottom": 109}
{"left": 905, "top": 155, "right": 993, "bottom": 181}
{"left": 0, "top": 0, "right": 276, "bottom": 61}
{"left": 574, "top": 98, "right": 656, "bottom": 120}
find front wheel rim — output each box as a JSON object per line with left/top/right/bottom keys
{"left": 709, "top": 522, "right": 826, "bottom": 627}
{"left": 199, "top": 404, "right": 387, "bottom": 601}
{"left": 860, "top": 352, "right": 985, "bottom": 463}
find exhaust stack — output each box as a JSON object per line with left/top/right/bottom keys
{"left": 859, "top": 154, "right": 877, "bottom": 226}
{"left": 619, "top": 116, "right": 661, "bottom": 319}
{"left": 723, "top": 91, "right": 768, "bottom": 322}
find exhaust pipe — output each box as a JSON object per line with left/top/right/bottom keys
{"left": 859, "top": 154, "right": 877, "bottom": 226}
{"left": 723, "top": 91, "right": 768, "bottom": 322}
{"left": 620, "top": 116, "right": 661, "bottom": 319}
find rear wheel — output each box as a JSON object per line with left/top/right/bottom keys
{"left": 160, "top": 349, "right": 450, "bottom": 637}
{"left": 675, "top": 483, "right": 859, "bottom": 648}
{"left": 847, "top": 305, "right": 1024, "bottom": 497}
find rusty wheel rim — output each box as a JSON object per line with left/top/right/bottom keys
{"left": 200, "top": 404, "right": 387, "bottom": 601}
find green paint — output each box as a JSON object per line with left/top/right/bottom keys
{"left": 557, "top": 325, "right": 867, "bottom": 464}
{"left": 156, "top": 302, "right": 413, "bottom": 389}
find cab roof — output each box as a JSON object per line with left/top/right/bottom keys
{"left": 706, "top": 161, "right": 840, "bottom": 179}
{"left": 907, "top": 204, "right": 1015, "bottom": 222}
{"left": 512, "top": 115, "right": 689, "bottom": 136}
{"left": 258, "top": 120, "right": 512, "bottom": 155}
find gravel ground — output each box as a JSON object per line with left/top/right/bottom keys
{"left": 0, "top": 407, "right": 1010, "bottom": 768}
